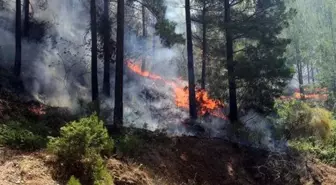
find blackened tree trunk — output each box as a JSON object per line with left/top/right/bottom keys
{"left": 23, "top": 0, "right": 29, "bottom": 37}
{"left": 224, "top": 0, "right": 238, "bottom": 122}
{"left": 141, "top": 2, "right": 147, "bottom": 72}
{"left": 14, "top": 0, "right": 21, "bottom": 77}
{"left": 91, "top": 0, "right": 99, "bottom": 108}
{"left": 114, "top": 0, "right": 125, "bottom": 128}
{"left": 185, "top": 0, "right": 197, "bottom": 120}
{"left": 103, "top": 0, "right": 111, "bottom": 96}
{"left": 201, "top": 1, "right": 207, "bottom": 89}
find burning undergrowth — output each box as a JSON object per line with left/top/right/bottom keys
{"left": 117, "top": 60, "right": 288, "bottom": 152}
{"left": 126, "top": 60, "right": 227, "bottom": 119}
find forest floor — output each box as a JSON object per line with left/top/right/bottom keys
{"left": 1, "top": 136, "right": 336, "bottom": 185}
{"left": 1, "top": 67, "right": 336, "bottom": 185}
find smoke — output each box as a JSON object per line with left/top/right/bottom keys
{"left": 0, "top": 0, "right": 91, "bottom": 108}
{"left": 0, "top": 0, "right": 190, "bottom": 130}
{"left": 0, "top": 0, "right": 287, "bottom": 152}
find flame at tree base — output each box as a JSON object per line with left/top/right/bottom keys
{"left": 126, "top": 60, "right": 227, "bottom": 120}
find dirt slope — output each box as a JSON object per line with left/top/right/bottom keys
{"left": 1, "top": 136, "right": 336, "bottom": 185}
{"left": 132, "top": 136, "right": 336, "bottom": 185}
{"left": 0, "top": 148, "right": 57, "bottom": 185}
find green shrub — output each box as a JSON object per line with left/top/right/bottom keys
{"left": 48, "top": 114, "right": 114, "bottom": 184}
{"left": 311, "top": 107, "right": 333, "bottom": 140}
{"left": 67, "top": 176, "right": 82, "bottom": 185}
{"left": 289, "top": 121, "right": 336, "bottom": 166}
{"left": 47, "top": 113, "right": 114, "bottom": 160}
{"left": 0, "top": 121, "right": 47, "bottom": 150}
{"left": 275, "top": 100, "right": 333, "bottom": 140}
{"left": 90, "top": 155, "right": 113, "bottom": 185}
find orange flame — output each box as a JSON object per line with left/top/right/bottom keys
{"left": 126, "top": 60, "right": 227, "bottom": 120}
{"left": 280, "top": 88, "right": 328, "bottom": 101}
{"left": 293, "top": 92, "right": 328, "bottom": 100}
{"left": 28, "top": 104, "right": 46, "bottom": 115}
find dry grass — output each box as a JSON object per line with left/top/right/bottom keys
{"left": 1, "top": 136, "right": 336, "bottom": 185}
{"left": 0, "top": 148, "right": 57, "bottom": 185}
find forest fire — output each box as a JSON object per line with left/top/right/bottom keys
{"left": 280, "top": 88, "right": 328, "bottom": 101}
{"left": 126, "top": 60, "right": 227, "bottom": 120}
{"left": 292, "top": 92, "right": 328, "bottom": 100}
{"left": 28, "top": 104, "right": 46, "bottom": 115}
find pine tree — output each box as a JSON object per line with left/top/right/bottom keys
{"left": 14, "top": 0, "right": 21, "bottom": 77}
{"left": 200, "top": 0, "right": 207, "bottom": 90}
{"left": 141, "top": 1, "right": 147, "bottom": 72}
{"left": 203, "top": 0, "right": 293, "bottom": 113}
{"left": 90, "top": 0, "right": 99, "bottom": 109}
{"left": 23, "top": 0, "right": 29, "bottom": 37}
{"left": 185, "top": 0, "right": 197, "bottom": 120}
{"left": 224, "top": 0, "right": 237, "bottom": 121}
{"left": 103, "top": 0, "right": 111, "bottom": 96}
{"left": 114, "top": 0, "right": 125, "bottom": 128}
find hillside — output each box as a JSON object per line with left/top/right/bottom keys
{"left": 1, "top": 66, "right": 336, "bottom": 185}
{"left": 1, "top": 137, "right": 336, "bottom": 185}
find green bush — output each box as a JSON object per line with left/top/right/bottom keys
{"left": 0, "top": 121, "right": 47, "bottom": 150}
{"left": 289, "top": 120, "right": 336, "bottom": 166}
{"left": 47, "top": 113, "right": 114, "bottom": 160}
{"left": 311, "top": 107, "right": 333, "bottom": 140}
{"left": 275, "top": 100, "right": 333, "bottom": 140}
{"left": 90, "top": 155, "right": 113, "bottom": 185}
{"left": 48, "top": 114, "right": 114, "bottom": 185}
{"left": 67, "top": 176, "right": 82, "bottom": 185}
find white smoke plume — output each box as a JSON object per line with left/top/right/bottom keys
{"left": 0, "top": 0, "right": 190, "bottom": 132}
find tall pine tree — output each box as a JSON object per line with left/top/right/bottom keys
{"left": 185, "top": 0, "right": 197, "bottom": 120}
{"left": 14, "top": 0, "right": 21, "bottom": 77}
{"left": 114, "top": 0, "right": 125, "bottom": 128}
{"left": 224, "top": 0, "right": 238, "bottom": 121}
{"left": 102, "top": 0, "right": 111, "bottom": 97}
{"left": 90, "top": 0, "right": 99, "bottom": 109}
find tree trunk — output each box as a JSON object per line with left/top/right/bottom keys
{"left": 307, "top": 63, "right": 310, "bottom": 84}
{"left": 114, "top": 0, "right": 125, "bottom": 128}
{"left": 185, "top": 0, "right": 197, "bottom": 120}
{"left": 141, "top": 2, "right": 147, "bottom": 72}
{"left": 23, "top": 0, "right": 29, "bottom": 37}
{"left": 103, "top": 0, "right": 111, "bottom": 96}
{"left": 297, "top": 61, "right": 304, "bottom": 99}
{"left": 312, "top": 66, "right": 315, "bottom": 84}
{"left": 91, "top": 0, "right": 99, "bottom": 110}
{"left": 201, "top": 1, "right": 207, "bottom": 90}
{"left": 152, "top": 35, "right": 155, "bottom": 64}
{"left": 225, "top": 0, "right": 238, "bottom": 122}
{"left": 294, "top": 39, "right": 304, "bottom": 99}
{"left": 14, "top": 0, "right": 21, "bottom": 77}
